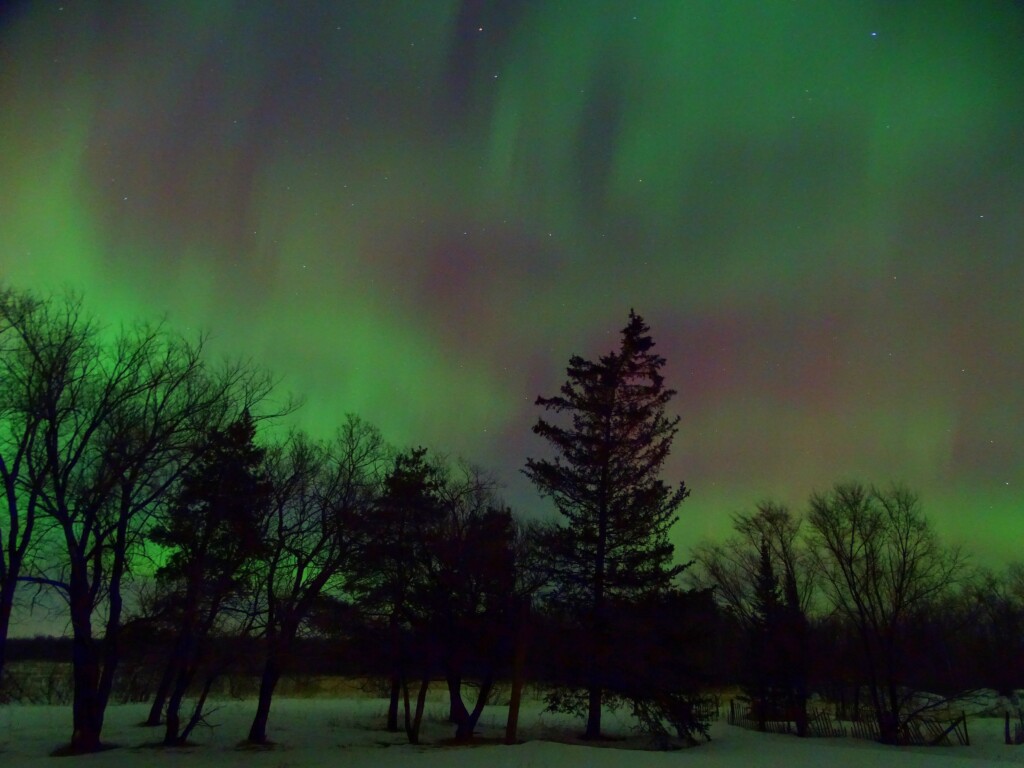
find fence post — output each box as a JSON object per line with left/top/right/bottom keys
{"left": 962, "top": 711, "right": 969, "bottom": 747}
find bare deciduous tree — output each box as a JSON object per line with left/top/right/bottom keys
{"left": 693, "top": 502, "right": 814, "bottom": 622}
{"left": 3, "top": 289, "right": 276, "bottom": 752}
{"left": 807, "top": 482, "right": 963, "bottom": 744}
{"left": 960, "top": 565, "right": 1024, "bottom": 743}
{"left": 0, "top": 287, "right": 45, "bottom": 695}
{"left": 692, "top": 502, "right": 814, "bottom": 734}
{"left": 246, "top": 416, "right": 387, "bottom": 745}
{"left": 147, "top": 410, "right": 273, "bottom": 745}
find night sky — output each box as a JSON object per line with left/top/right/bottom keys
{"left": 1, "top": 2, "right": 1021, "bottom": 565}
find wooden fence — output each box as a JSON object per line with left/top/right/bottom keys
{"left": 727, "top": 700, "right": 797, "bottom": 734}
{"left": 905, "top": 713, "right": 969, "bottom": 746}
{"left": 694, "top": 695, "right": 721, "bottom": 723}
{"left": 727, "top": 699, "right": 968, "bottom": 746}
{"left": 808, "top": 708, "right": 847, "bottom": 737}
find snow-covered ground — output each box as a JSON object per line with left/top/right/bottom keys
{"left": 3, "top": 693, "right": 1024, "bottom": 767}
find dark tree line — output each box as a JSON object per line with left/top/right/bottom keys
{"left": 5, "top": 286, "right": 1017, "bottom": 754}
{"left": 691, "top": 482, "right": 1024, "bottom": 746}
{"left": 693, "top": 503, "right": 812, "bottom": 734}
{"left": 0, "top": 287, "right": 279, "bottom": 752}
{"left": 2, "top": 293, "right": 714, "bottom": 751}
{"left": 144, "top": 410, "right": 271, "bottom": 744}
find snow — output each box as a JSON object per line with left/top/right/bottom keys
{"left": 3, "top": 694, "right": 1024, "bottom": 767}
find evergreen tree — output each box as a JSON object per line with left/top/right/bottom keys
{"left": 354, "top": 450, "right": 519, "bottom": 743}
{"left": 745, "top": 539, "right": 784, "bottom": 731}
{"left": 693, "top": 502, "right": 813, "bottom": 735}
{"left": 524, "top": 310, "right": 690, "bottom": 739}
{"left": 808, "top": 482, "right": 964, "bottom": 744}
{"left": 350, "top": 447, "right": 445, "bottom": 740}
{"left": 780, "top": 566, "right": 811, "bottom": 736}
{"left": 146, "top": 410, "right": 271, "bottom": 744}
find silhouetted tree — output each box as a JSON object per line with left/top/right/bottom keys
{"left": 246, "top": 417, "right": 386, "bottom": 745}
{"left": 778, "top": 567, "right": 812, "bottom": 736}
{"left": 503, "top": 519, "right": 552, "bottom": 744}
{"left": 0, "top": 287, "right": 45, "bottom": 695}
{"left": 1, "top": 289, "right": 276, "bottom": 752}
{"left": 350, "top": 451, "right": 518, "bottom": 744}
{"left": 961, "top": 565, "right": 1024, "bottom": 743}
{"left": 612, "top": 587, "right": 717, "bottom": 746}
{"left": 807, "top": 482, "right": 963, "bottom": 744}
{"left": 427, "top": 462, "right": 517, "bottom": 740}
{"left": 693, "top": 503, "right": 813, "bottom": 734}
{"left": 745, "top": 540, "right": 785, "bottom": 730}
{"left": 525, "top": 310, "right": 690, "bottom": 739}
{"left": 146, "top": 410, "right": 272, "bottom": 744}
{"left": 349, "top": 446, "right": 443, "bottom": 738}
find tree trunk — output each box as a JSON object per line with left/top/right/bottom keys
{"left": 162, "top": 627, "right": 199, "bottom": 745}
{"left": 866, "top": 678, "right": 886, "bottom": 740}
{"left": 881, "top": 674, "right": 901, "bottom": 745}
{"left": 93, "top": 492, "right": 132, "bottom": 724}
{"left": 505, "top": 600, "right": 530, "bottom": 745}
{"left": 0, "top": 456, "right": 34, "bottom": 700}
{"left": 386, "top": 614, "right": 401, "bottom": 731}
{"left": 792, "top": 622, "right": 809, "bottom": 737}
{"left": 180, "top": 670, "right": 218, "bottom": 743}
{"left": 164, "top": 674, "right": 183, "bottom": 746}
{"left": 505, "top": 668, "right": 524, "bottom": 743}
{"left": 163, "top": 665, "right": 195, "bottom": 745}
{"left": 66, "top": 566, "right": 105, "bottom": 754}
{"left": 794, "top": 690, "right": 809, "bottom": 738}
{"left": 248, "top": 612, "right": 303, "bottom": 745}
{"left": 414, "top": 678, "right": 428, "bottom": 740}
{"left": 247, "top": 653, "right": 282, "bottom": 744}
{"left": 402, "top": 676, "right": 430, "bottom": 744}
{"left": 387, "top": 674, "right": 401, "bottom": 731}
{"left": 584, "top": 485, "right": 608, "bottom": 741}
{"left": 97, "top": 575, "right": 125, "bottom": 717}
{"left": 150, "top": 575, "right": 204, "bottom": 727}
{"left": 878, "top": 710, "right": 900, "bottom": 745}
{"left": 69, "top": 613, "right": 104, "bottom": 752}
{"left": 455, "top": 676, "right": 493, "bottom": 740}
{"left": 585, "top": 684, "right": 603, "bottom": 739}
{"left": 0, "top": 579, "right": 15, "bottom": 695}
{"left": 446, "top": 672, "right": 469, "bottom": 724}
{"left": 144, "top": 658, "right": 176, "bottom": 726}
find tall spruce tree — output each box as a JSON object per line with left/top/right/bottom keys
{"left": 746, "top": 539, "right": 784, "bottom": 731}
{"left": 524, "top": 310, "right": 689, "bottom": 739}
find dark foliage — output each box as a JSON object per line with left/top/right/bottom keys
{"left": 11, "top": 284, "right": 1022, "bottom": 754}
{"left": 525, "top": 311, "right": 693, "bottom": 740}
{"left": 348, "top": 446, "right": 445, "bottom": 738}
{"left": 808, "top": 482, "right": 964, "bottom": 744}
{"left": 0, "top": 287, "right": 276, "bottom": 752}
{"left": 351, "top": 449, "right": 520, "bottom": 742}
{"left": 245, "top": 418, "right": 386, "bottom": 744}
{"left": 145, "top": 410, "right": 272, "bottom": 743}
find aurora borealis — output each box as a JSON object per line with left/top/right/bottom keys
{"left": 0, "top": 2, "right": 1021, "bottom": 563}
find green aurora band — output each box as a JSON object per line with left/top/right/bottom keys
{"left": 0, "top": 1, "right": 1021, "bottom": 564}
